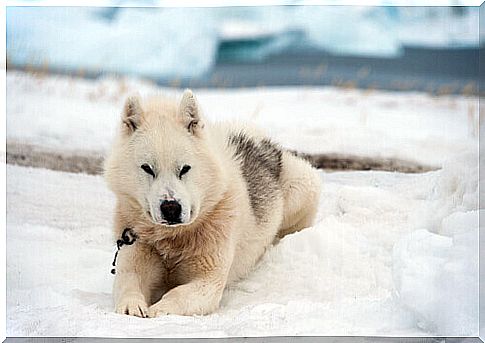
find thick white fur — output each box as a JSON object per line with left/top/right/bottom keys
{"left": 104, "top": 90, "right": 321, "bottom": 317}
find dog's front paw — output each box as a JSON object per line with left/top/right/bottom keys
{"left": 115, "top": 295, "right": 148, "bottom": 318}
{"left": 147, "top": 302, "right": 173, "bottom": 317}
{"left": 148, "top": 297, "right": 218, "bottom": 317}
{"left": 147, "top": 298, "right": 187, "bottom": 317}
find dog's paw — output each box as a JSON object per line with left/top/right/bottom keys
{"left": 147, "top": 302, "right": 171, "bottom": 317}
{"left": 147, "top": 299, "right": 187, "bottom": 317}
{"left": 115, "top": 295, "right": 148, "bottom": 318}
{"left": 147, "top": 298, "right": 217, "bottom": 317}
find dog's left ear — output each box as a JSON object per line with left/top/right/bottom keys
{"left": 178, "top": 89, "right": 204, "bottom": 136}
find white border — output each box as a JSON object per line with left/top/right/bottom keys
{"left": 2, "top": 0, "right": 482, "bottom": 340}
{"left": 5, "top": 0, "right": 485, "bottom": 7}
{"left": 1, "top": 1, "right": 7, "bottom": 341}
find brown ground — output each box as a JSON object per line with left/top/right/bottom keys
{"left": 290, "top": 150, "right": 434, "bottom": 173}
{"left": 6, "top": 142, "right": 105, "bottom": 175}
{"left": 6, "top": 142, "right": 434, "bottom": 175}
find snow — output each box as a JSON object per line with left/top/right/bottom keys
{"left": 6, "top": 7, "right": 479, "bottom": 78}
{"left": 6, "top": 71, "right": 479, "bottom": 336}
{"left": 6, "top": 154, "right": 478, "bottom": 336}
{"left": 392, "top": 156, "right": 479, "bottom": 336}
{"left": 6, "top": 71, "right": 478, "bottom": 168}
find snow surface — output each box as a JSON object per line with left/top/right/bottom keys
{"left": 6, "top": 156, "right": 478, "bottom": 337}
{"left": 6, "top": 7, "right": 479, "bottom": 78}
{"left": 6, "top": 71, "right": 479, "bottom": 336}
{"left": 6, "top": 71, "right": 478, "bottom": 168}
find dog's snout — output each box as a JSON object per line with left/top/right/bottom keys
{"left": 160, "top": 200, "right": 182, "bottom": 224}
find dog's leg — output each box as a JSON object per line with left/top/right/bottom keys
{"left": 147, "top": 256, "right": 229, "bottom": 316}
{"left": 114, "top": 242, "right": 166, "bottom": 317}
{"left": 147, "top": 276, "right": 226, "bottom": 317}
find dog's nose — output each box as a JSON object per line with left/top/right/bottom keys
{"left": 160, "top": 200, "right": 182, "bottom": 224}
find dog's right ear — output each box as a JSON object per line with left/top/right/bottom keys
{"left": 121, "top": 95, "right": 143, "bottom": 134}
{"left": 178, "top": 89, "right": 204, "bottom": 136}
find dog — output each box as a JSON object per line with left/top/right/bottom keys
{"left": 104, "top": 89, "right": 321, "bottom": 317}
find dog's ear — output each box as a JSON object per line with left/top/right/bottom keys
{"left": 178, "top": 89, "right": 204, "bottom": 136}
{"left": 121, "top": 95, "right": 143, "bottom": 135}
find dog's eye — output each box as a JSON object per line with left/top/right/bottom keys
{"left": 141, "top": 164, "right": 155, "bottom": 177}
{"left": 179, "top": 165, "right": 191, "bottom": 179}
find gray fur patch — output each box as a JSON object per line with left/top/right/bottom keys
{"left": 228, "top": 132, "right": 282, "bottom": 222}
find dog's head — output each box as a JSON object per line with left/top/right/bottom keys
{"left": 104, "top": 90, "right": 224, "bottom": 228}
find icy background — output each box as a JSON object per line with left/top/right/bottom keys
{"left": 6, "top": 6, "right": 480, "bottom": 79}
{"left": 5, "top": 71, "right": 479, "bottom": 337}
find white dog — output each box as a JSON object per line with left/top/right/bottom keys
{"left": 104, "top": 90, "right": 321, "bottom": 317}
